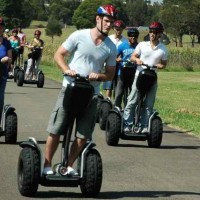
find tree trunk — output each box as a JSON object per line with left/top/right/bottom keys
{"left": 197, "top": 34, "right": 200, "bottom": 43}
{"left": 178, "top": 34, "right": 183, "bottom": 47}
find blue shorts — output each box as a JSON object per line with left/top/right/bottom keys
{"left": 102, "top": 81, "right": 113, "bottom": 90}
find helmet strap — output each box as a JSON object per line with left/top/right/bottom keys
{"left": 97, "top": 16, "right": 108, "bottom": 37}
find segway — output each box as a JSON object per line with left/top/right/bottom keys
{"left": 98, "top": 96, "right": 113, "bottom": 130}
{"left": 16, "top": 47, "right": 45, "bottom": 88}
{"left": 0, "top": 104, "right": 18, "bottom": 144}
{"left": 17, "top": 74, "right": 103, "bottom": 197}
{"left": 115, "top": 60, "right": 136, "bottom": 109}
{"left": 106, "top": 64, "right": 163, "bottom": 148}
{"left": 96, "top": 93, "right": 104, "bottom": 123}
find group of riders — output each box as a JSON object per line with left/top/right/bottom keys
{"left": 4, "top": 26, "right": 44, "bottom": 80}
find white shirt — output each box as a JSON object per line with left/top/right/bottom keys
{"left": 134, "top": 41, "right": 168, "bottom": 75}
{"left": 62, "top": 29, "right": 117, "bottom": 94}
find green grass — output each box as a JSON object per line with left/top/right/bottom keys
{"left": 155, "top": 72, "right": 200, "bottom": 137}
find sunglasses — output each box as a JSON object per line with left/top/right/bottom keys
{"left": 149, "top": 30, "right": 160, "bottom": 34}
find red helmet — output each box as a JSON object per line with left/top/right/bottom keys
{"left": 0, "top": 17, "right": 5, "bottom": 26}
{"left": 34, "top": 30, "right": 41, "bottom": 36}
{"left": 97, "top": 4, "right": 118, "bottom": 19}
{"left": 113, "top": 20, "right": 126, "bottom": 29}
{"left": 149, "top": 22, "right": 164, "bottom": 33}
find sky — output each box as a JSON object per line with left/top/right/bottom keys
{"left": 151, "top": 0, "right": 163, "bottom": 4}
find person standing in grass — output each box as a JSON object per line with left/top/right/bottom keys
{"left": 123, "top": 21, "right": 168, "bottom": 133}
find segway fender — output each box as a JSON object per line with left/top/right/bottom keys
{"left": 19, "top": 137, "right": 43, "bottom": 176}
{"left": 108, "top": 106, "right": 121, "bottom": 115}
{"left": 102, "top": 98, "right": 112, "bottom": 106}
{"left": 148, "top": 110, "right": 159, "bottom": 132}
{"left": 19, "top": 137, "right": 41, "bottom": 153}
{"left": 19, "top": 141, "right": 38, "bottom": 150}
{"left": 80, "top": 141, "right": 96, "bottom": 178}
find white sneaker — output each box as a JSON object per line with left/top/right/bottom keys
{"left": 64, "top": 166, "right": 79, "bottom": 176}
{"left": 124, "top": 126, "right": 131, "bottom": 132}
{"left": 141, "top": 128, "right": 148, "bottom": 133}
{"left": 42, "top": 167, "right": 54, "bottom": 175}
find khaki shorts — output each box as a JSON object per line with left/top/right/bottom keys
{"left": 47, "top": 86, "right": 97, "bottom": 140}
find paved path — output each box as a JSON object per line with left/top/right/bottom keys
{"left": 0, "top": 79, "right": 199, "bottom": 200}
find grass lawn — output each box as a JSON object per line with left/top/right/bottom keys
{"left": 156, "top": 72, "right": 200, "bottom": 137}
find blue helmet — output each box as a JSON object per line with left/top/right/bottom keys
{"left": 97, "top": 4, "right": 118, "bottom": 19}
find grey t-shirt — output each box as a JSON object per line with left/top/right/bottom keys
{"left": 62, "top": 29, "right": 117, "bottom": 94}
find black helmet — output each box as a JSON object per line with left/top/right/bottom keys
{"left": 127, "top": 28, "right": 139, "bottom": 37}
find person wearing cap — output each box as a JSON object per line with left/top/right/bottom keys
{"left": 102, "top": 20, "right": 127, "bottom": 99}
{"left": 43, "top": 4, "right": 118, "bottom": 176}
{"left": 123, "top": 22, "right": 168, "bottom": 133}
{"left": 0, "top": 17, "right": 12, "bottom": 124}
{"left": 8, "top": 29, "right": 20, "bottom": 76}
{"left": 114, "top": 28, "right": 139, "bottom": 109}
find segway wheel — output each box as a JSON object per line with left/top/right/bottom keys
{"left": 14, "top": 66, "right": 20, "bottom": 82}
{"left": 37, "top": 73, "right": 44, "bottom": 88}
{"left": 5, "top": 112, "right": 17, "bottom": 144}
{"left": 80, "top": 149, "right": 102, "bottom": 197}
{"left": 147, "top": 116, "right": 163, "bottom": 148}
{"left": 16, "top": 70, "right": 24, "bottom": 87}
{"left": 106, "top": 112, "right": 120, "bottom": 146}
{"left": 99, "top": 101, "right": 112, "bottom": 130}
{"left": 18, "top": 147, "right": 40, "bottom": 197}
{"left": 96, "top": 95, "right": 103, "bottom": 123}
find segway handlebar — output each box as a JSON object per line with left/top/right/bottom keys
{"left": 141, "top": 64, "right": 157, "bottom": 69}
{"left": 63, "top": 73, "right": 89, "bottom": 81}
{"left": 63, "top": 73, "right": 104, "bottom": 82}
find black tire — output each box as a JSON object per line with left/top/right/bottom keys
{"left": 5, "top": 112, "right": 17, "bottom": 144}
{"left": 99, "top": 102, "right": 112, "bottom": 130}
{"left": 14, "top": 66, "right": 20, "bottom": 82}
{"left": 147, "top": 116, "right": 163, "bottom": 148}
{"left": 23, "top": 61, "right": 27, "bottom": 72}
{"left": 80, "top": 149, "right": 102, "bottom": 197}
{"left": 17, "top": 147, "right": 40, "bottom": 197}
{"left": 96, "top": 96, "right": 103, "bottom": 123}
{"left": 16, "top": 70, "right": 24, "bottom": 86}
{"left": 37, "top": 73, "right": 44, "bottom": 88}
{"left": 106, "top": 112, "right": 121, "bottom": 146}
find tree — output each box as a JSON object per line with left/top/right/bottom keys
{"left": 45, "top": 15, "right": 62, "bottom": 43}
{"left": 72, "top": 0, "right": 127, "bottom": 29}
{"left": 48, "top": 0, "right": 80, "bottom": 27}
{"left": 160, "top": 0, "right": 200, "bottom": 47}
{"left": 0, "top": 0, "right": 32, "bottom": 28}
{"left": 125, "top": 0, "right": 148, "bottom": 26}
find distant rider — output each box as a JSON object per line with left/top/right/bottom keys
{"left": 25, "top": 30, "right": 44, "bottom": 80}
{"left": 114, "top": 28, "right": 139, "bottom": 109}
